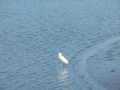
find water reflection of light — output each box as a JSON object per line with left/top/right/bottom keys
{"left": 58, "top": 68, "right": 69, "bottom": 89}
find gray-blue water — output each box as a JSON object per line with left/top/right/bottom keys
{"left": 0, "top": 0, "right": 120, "bottom": 90}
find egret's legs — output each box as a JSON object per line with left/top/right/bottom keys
{"left": 63, "top": 63, "right": 66, "bottom": 69}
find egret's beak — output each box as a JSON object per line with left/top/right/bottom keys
{"left": 58, "top": 53, "right": 61, "bottom": 55}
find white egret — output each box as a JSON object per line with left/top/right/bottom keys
{"left": 58, "top": 53, "right": 68, "bottom": 68}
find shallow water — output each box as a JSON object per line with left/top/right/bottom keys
{"left": 0, "top": 0, "right": 120, "bottom": 90}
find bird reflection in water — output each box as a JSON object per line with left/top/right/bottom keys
{"left": 58, "top": 68, "right": 69, "bottom": 89}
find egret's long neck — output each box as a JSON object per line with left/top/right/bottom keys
{"left": 59, "top": 54, "right": 62, "bottom": 57}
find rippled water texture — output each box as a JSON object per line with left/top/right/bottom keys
{"left": 0, "top": 0, "right": 120, "bottom": 90}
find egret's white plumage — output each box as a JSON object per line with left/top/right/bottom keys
{"left": 58, "top": 53, "right": 68, "bottom": 64}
